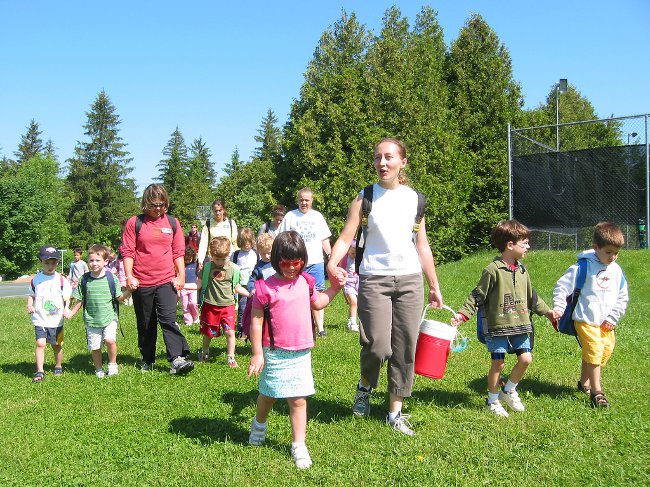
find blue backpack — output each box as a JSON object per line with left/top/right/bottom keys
{"left": 557, "top": 258, "right": 626, "bottom": 337}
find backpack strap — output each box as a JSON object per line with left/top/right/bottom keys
{"left": 79, "top": 272, "right": 90, "bottom": 305}
{"left": 354, "top": 184, "right": 373, "bottom": 273}
{"left": 135, "top": 214, "right": 177, "bottom": 239}
{"left": 199, "top": 261, "right": 211, "bottom": 305}
{"left": 301, "top": 272, "right": 317, "bottom": 340}
{"left": 232, "top": 250, "right": 241, "bottom": 264}
{"left": 575, "top": 258, "right": 588, "bottom": 290}
{"left": 412, "top": 191, "right": 426, "bottom": 243}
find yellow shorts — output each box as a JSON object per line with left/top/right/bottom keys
{"left": 575, "top": 321, "right": 615, "bottom": 366}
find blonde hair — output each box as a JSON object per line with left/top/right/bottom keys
{"left": 257, "top": 233, "right": 274, "bottom": 252}
{"left": 209, "top": 237, "right": 231, "bottom": 259}
{"left": 237, "top": 227, "right": 256, "bottom": 249}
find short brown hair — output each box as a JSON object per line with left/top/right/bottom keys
{"left": 593, "top": 221, "right": 624, "bottom": 248}
{"left": 141, "top": 184, "right": 169, "bottom": 211}
{"left": 209, "top": 236, "right": 231, "bottom": 259}
{"left": 271, "top": 204, "right": 287, "bottom": 218}
{"left": 490, "top": 220, "right": 531, "bottom": 252}
{"left": 237, "top": 227, "right": 256, "bottom": 249}
{"left": 88, "top": 244, "right": 111, "bottom": 261}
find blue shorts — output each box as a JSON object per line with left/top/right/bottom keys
{"left": 35, "top": 326, "right": 64, "bottom": 346}
{"left": 304, "top": 263, "right": 325, "bottom": 291}
{"left": 485, "top": 333, "right": 531, "bottom": 360}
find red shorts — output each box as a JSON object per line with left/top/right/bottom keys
{"left": 200, "top": 303, "right": 236, "bottom": 337}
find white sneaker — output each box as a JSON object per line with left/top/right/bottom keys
{"left": 95, "top": 368, "right": 105, "bottom": 379}
{"left": 386, "top": 412, "right": 415, "bottom": 436}
{"left": 291, "top": 443, "right": 313, "bottom": 470}
{"left": 169, "top": 356, "right": 194, "bottom": 375}
{"left": 499, "top": 388, "right": 525, "bottom": 412}
{"left": 193, "top": 317, "right": 200, "bottom": 325}
{"left": 107, "top": 363, "right": 119, "bottom": 377}
{"left": 485, "top": 399, "right": 509, "bottom": 417}
{"left": 347, "top": 319, "right": 359, "bottom": 332}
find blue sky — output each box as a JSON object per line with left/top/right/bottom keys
{"left": 1, "top": 0, "right": 648, "bottom": 191}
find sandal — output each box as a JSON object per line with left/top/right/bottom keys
{"left": 53, "top": 367, "right": 63, "bottom": 376}
{"left": 577, "top": 380, "right": 591, "bottom": 395}
{"left": 32, "top": 371, "right": 44, "bottom": 383}
{"left": 590, "top": 391, "right": 610, "bottom": 409}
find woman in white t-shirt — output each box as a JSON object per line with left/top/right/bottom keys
{"left": 326, "top": 137, "right": 443, "bottom": 436}
{"left": 197, "top": 198, "right": 238, "bottom": 270}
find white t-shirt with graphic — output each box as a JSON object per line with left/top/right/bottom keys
{"left": 279, "top": 209, "right": 331, "bottom": 265}
{"left": 29, "top": 271, "right": 72, "bottom": 328}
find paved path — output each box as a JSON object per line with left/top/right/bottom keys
{"left": 0, "top": 282, "right": 30, "bottom": 298}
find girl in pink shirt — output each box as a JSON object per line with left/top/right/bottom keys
{"left": 247, "top": 231, "right": 343, "bottom": 470}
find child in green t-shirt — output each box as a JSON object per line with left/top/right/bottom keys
{"left": 66, "top": 244, "right": 131, "bottom": 378}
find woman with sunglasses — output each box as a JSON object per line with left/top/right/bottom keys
{"left": 326, "top": 138, "right": 444, "bottom": 436}
{"left": 122, "top": 184, "right": 194, "bottom": 375}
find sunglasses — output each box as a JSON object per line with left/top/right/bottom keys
{"left": 279, "top": 259, "right": 304, "bottom": 269}
{"left": 148, "top": 202, "right": 166, "bottom": 209}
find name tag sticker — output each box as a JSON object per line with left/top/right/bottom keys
{"left": 161, "top": 228, "right": 172, "bottom": 234}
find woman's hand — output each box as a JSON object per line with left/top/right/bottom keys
{"left": 428, "top": 288, "right": 443, "bottom": 309}
{"left": 126, "top": 276, "right": 139, "bottom": 292}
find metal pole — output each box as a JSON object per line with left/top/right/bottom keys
{"left": 643, "top": 114, "right": 650, "bottom": 244}
{"left": 508, "top": 123, "right": 513, "bottom": 219}
{"left": 556, "top": 84, "right": 560, "bottom": 152}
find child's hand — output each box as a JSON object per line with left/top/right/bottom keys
{"left": 26, "top": 305, "right": 35, "bottom": 314}
{"left": 248, "top": 354, "right": 264, "bottom": 377}
{"left": 601, "top": 320, "right": 615, "bottom": 331}
{"left": 450, "top": 313, "right": 465, "bottom": 327}
{"left": 63, "top": 309, "right": 73, "bottom": 320}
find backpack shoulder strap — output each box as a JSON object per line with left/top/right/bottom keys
{"left": 232, "top": 264, "right": 240, "bottom": 295}
{"left": 135, "top": 214, "right": 146, "bottom": 237}
{"left": 412, "top": 191, "right": 426, "bottom": 239}
{"left": 575, "top": 258, "right": 588, "bottom": 290}
{"left": 30, "top": 278, "right": 35, "bottom": 294}
{"left": 80, "top": 272, "right": 90, "bottom": 305}
{"left": 355, "top": 184, "right": 374, "bottom": 273}
{"left": 166, "top": 214, "right": 178, "bottom": 235}
{"left": 232, "top": 250, "right": 240, "bottom": 263}
{"left": 105, "top": 271, "right": 119, "bottom": 315}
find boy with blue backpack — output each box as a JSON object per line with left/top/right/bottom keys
{"left": 552, "top": 222, "right": 629, "bottom": 409}
{"left": 452, "top": 220, "right": 558, "bottom": 417}
{"left": 66, "top": 244, "right": 131, "bottom": 378}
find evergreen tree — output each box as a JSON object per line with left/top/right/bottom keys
{"left": 447, "top": 14, "right": 523, "bottom": 251}
{"left": 158, "top": 127, "right": 189, "bottom": 206}
{"left": 188, "top": 136, "right": 216, "bottom": 187}
{"left": 280, "top": 11, "right": 373, "bottom": 232}
{"left": 14, "top": 119, "right": 44, "bottom": 164}
{"left": 173, "top": 137, "right": 216, "bottom": 226}
{"left": 66, "top": 90, "right": 137, "bottom": 249}
{"left": 44, "top": 139, "right": 58, "bottom": 160}
{"left": 223, "top": 147, "right": 243, "bottom": 177}
{"left": 254, "top": 109, "right": 282, "bottom": 161}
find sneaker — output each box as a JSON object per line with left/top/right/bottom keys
{"left": 499, "top": 388, "right": 525, "bottom": 412}
{"left": 95, "top": 368, "right": 105, "bottom": 379}
{"left": 140, "top": 362, "right": 153, "bottom": 373}
{"left": 347, "top": 319, "right": 359, "bottom": 332}
{"left": 290, "top": 443, "right": 313, "bottom": 470}
{"left": 318, "top": 330, "right": 327, "bottom": 338}
{"left": 352, "top": 386, "right": 371, "bottom": 418}
{"left": 248, "top": 419, "right": 267, "bottom": 446}
{"left": 169, "top": 356, "right": 194, "bottom": 375}
{"left": 485, "top": 399, "right": 509, "bottom": 417}
{"left": 227, "top": 355, "right": 239, "bottom": 368}
{"left": 193, "top": 317, "right": 200, "bottom": 325}
{"left": 107, "top": 363, "right": 119, "bottom": 377}
{"left": 197, "top": 350, "right": 210, "bottom": 363}
{"left": 386, "top": 412, "right": 415, "bottom": 436}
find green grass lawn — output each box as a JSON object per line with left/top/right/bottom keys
{"left": 1, "top": 250, "right": 648, "bottom": 486}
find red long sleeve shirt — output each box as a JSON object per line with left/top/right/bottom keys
{"left": 121, "top": 214, "right": 185, "bottom": 287}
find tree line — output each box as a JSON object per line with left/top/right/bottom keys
{"left": 0, "top": 8, "right": 620, "bottom": 278}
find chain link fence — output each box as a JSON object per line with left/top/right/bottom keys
{"left": 509, "top": 114, "right": 648, "bottom": 250}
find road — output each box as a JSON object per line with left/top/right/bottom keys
{"left": 0, "top": 282, "right": 31, "bottom": 298}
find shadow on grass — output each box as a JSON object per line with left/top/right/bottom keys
{"left": 411, "top": 387, "right": 474, "bottom": 408}
{"left": 219, "top": 389, "right": 353, "bottom": 424}
{"left": 169, "top": 416, "right": 252, "bottom": 446}
{"left": 1, "top": 361, "right": 36, "bottom": 378}
{"left": 467, "top": 376, "right": 574, "bottom": 397}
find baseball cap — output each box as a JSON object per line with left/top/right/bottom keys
{"left": 39, "top": 246, "right": 60, "bottom": 260}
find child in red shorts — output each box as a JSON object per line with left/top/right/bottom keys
{"left": 198, "top": 236, "right": 250, "bottom": 367}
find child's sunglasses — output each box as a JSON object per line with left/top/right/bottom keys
{"left": 279, "top": 259, "right": 304, "bottom": 269}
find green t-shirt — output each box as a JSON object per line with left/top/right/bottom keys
{"left": 73, "top": 273, "right": 117, "bottom": 328}
{"left": 203, "top": 261, "right": 243, "bottom": 307}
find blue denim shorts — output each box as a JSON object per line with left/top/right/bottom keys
{"left": 304, "top": 263, "right": 325, "bottom": 291}
{"left": 485, "top": 333, "right": 531, "bottom": 360}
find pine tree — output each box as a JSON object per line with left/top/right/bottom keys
{"left": 66, "top": 90, "right": 137, "bottom": 249}
{"left": 173, "top": 137, "right": 216, "bottom": 226}
{"left": 447, "top": 14, "right": 523, "bottom": 251}
{"left": 14, "top": 119, "right": 44, "bottom": 164}
{"left": 253, "top": 109, "right": 282, "bottom": 161}
{"left": 158, "top": 127, "right": 189, "bottom": 205}
{"left": 188, "top": 136, "right": 216, "bottom": 187}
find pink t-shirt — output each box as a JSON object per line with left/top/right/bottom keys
{"left": 252, "top": 273, "right": 317, "bottom": 350}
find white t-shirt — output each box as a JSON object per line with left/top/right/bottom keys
{"left": 359, "top": 184, "right": 422, "bottom": 276}
{"left": 233, "top": 249, "right": 258, "bottom": 283}
{"left": 279, "top": 209, "right": 331, "bottom": 265}
{"left": 29, "top": 271, "right": 72, "bottom": 328}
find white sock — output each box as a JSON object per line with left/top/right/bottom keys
{"left": 358, "top": 380, "right": 371, "bottom": 392}
{"left": 252, "top": 418, "right": 266, "bottom": 429}
{"left": 292, "top": 441, "right": 305, "bottom": 449}
{"left": 503, "top": 380, "right": 518, "bottom": 393}
{"left": 487, "top": 391, "right": 500, "bottom": 404}
{"left": 387, "top": 410, "right": 400, "bottom": 422}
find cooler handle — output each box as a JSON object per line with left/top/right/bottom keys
{"left": 420, "top": 303, "right": 456, "bottom": 322}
